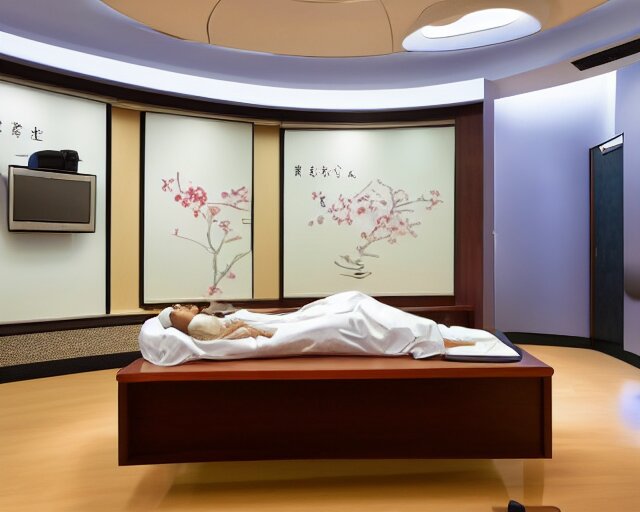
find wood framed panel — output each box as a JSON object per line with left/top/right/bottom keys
{"left": 140, "top": 112, "right": 254, "bottom": 305}
{"left": 281, "top": 125, "right": 456, "bottom": 298}
{"left": 277, "top": 104, "right": 484, "bottom": 323}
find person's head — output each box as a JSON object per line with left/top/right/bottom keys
{"left": 170, "top": 304, "right": 198, "bottom": 333}
{"left": 157, "top": 304, "right": 199, "bottom": 334}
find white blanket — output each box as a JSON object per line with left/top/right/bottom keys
{"left": 139, "top": 291, "right": 518, "bottom": 366}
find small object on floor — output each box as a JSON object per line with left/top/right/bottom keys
{"left": 508, "top": 501, "right": 526, "bottom": 512}
{"left": 493, "top": 503, "right": 560, "bottom": 512}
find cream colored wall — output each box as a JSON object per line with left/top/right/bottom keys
{"left": 110, "top": 107, "right": 142, "bottom": 313}
{"left": 252, "top": 125, "right": 281, "bottom": 299}
{"left": 109, "top": 111, "right": 281, "bottom": 310}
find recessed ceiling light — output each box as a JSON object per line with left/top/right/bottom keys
{"left": 404, "top": 8, "right": 541, "bottom": 52}
{"left": 421, "top": 8, "right": 523, "bottom": 39}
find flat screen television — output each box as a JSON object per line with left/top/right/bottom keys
{"left": 7, "top": 166, "right": 96, "bottom": 233}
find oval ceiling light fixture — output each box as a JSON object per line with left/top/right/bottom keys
{"left": 403, "top": 8, "right": 541, "bottom": 52}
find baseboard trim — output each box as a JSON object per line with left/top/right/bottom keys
{"left": 0, "top": 351, "right": 141, "bottom": 384}
{"left": 505, "top": 332, "right": 592, "bottom": 349}
{"left": 592, "top": 339, "right": 640, "bottom": 369}
{"left": 505, "top": 332, "right": 640, "bottom": 369}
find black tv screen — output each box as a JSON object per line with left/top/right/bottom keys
{"left": 8, "top": 166, "right": 96, "bottom": 232}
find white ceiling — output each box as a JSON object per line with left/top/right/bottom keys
{"left": 0, "top": 0, "right": 639, "bottom": 106}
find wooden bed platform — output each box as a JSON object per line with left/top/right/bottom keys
{"left": 117, "top": 349, "right": 553, "bottom": 465}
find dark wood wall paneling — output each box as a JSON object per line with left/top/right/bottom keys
{"left": 0, "top": 58, "right": 485, "bottom": 328}
{"left": 454, "top": 105, "right": 484, "bottom": 325}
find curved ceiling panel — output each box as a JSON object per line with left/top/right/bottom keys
{"left": 102, "top": 0, "right": 215, "bottom": 43}
{"left": 209, "top": 0, "right": 393, "bottom": 57}
{"left": 100, "top": 0, "right": 608, "bottom": 57}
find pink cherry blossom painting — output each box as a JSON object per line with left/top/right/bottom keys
{"left": 307, "top": 180, "right": 443, "bottom": 279}
{"left": 161, "top": 172, "right": 250, "bottom": 297}
{"left": 283, "top": 126, "right": 455, "bottom": 297}
{"left": 143, "top": 112, "right": 253, "bottom": 304}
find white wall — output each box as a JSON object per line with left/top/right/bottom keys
{"left": 616, "top": 62, "right": 640, "bottom": 357}
{"left": 0, "top": 81, "right": 107, "bottom": 323}
{"left": 493, "top": 74, "right": 616, "bottom": 336}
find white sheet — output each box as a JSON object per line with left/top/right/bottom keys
{"left": 138, "top": 291, "right": 518, "bottom": 366}
{"left": 438, "top": 325, "right": 521, "bottom": 358}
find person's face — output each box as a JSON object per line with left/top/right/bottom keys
{"left": 170, "top": 304, "right": 198, "bottom": 333}
{"left": 176, "top": 304, "right": 199, "bottom": 315}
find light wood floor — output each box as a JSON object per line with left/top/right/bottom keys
{"left": 1, "top": 345, "right": 639, "bottom": 512}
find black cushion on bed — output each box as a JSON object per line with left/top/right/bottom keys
{"left": 443, "top": 330, "right": 523, "bottom": 363}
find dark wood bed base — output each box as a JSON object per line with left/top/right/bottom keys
{"left": 117, "top": 349, "right": 553, "bottom": 465}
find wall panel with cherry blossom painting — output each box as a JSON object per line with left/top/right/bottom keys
{"left": 142, "top": 112, "right": 253, "bottom": 304}
{"left": 282, "top": 126, "right": 455, "bottom": 297}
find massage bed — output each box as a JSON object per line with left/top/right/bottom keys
{"left": 118, "top": 330, "right": 553, "bottom": 465}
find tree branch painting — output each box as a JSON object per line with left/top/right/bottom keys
{"left": 308, "top": 179, "right": 443, "bottom": 279}
{"left": 161, "top": 172, "right": 250, "bottom": 296}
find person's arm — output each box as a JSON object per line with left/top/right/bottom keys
{"left": 443, "top": 338, "right": 476, "bottom": 348}
{"left": 217, "top": 320, "right": 274, "bottom": 340}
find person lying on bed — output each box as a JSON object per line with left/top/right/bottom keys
{"left": 160, "top": 300, "right": 473, "bottom": 349}
{"left": 140, "top": 291, "right": 519, "bottom": 365}
{"left": 152, "top": 290, "right": 478, "bottom": 356}
{"left": 159, "top": 303, "right": 275, "bottom": 341}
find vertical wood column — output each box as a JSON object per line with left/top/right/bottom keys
{"left": 455, "top": 104, "right": 484, "bottom": 327}
{"left": 253, "top": 124, "right": 281, "bottom": 299}
{"left": 110, "top": 107, "right": 141, "bottom": 312}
